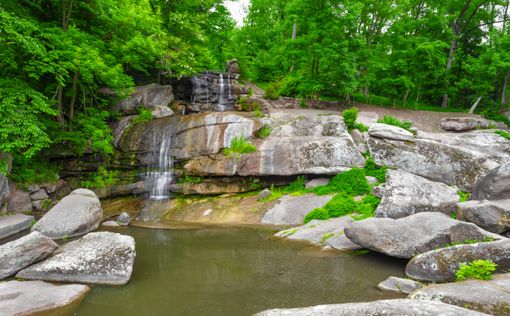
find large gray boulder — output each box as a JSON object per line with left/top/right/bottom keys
{"left": 0, "top": 231, "right": 58, "bottom": 279}
{"left": 375, "top": 170, "right": 459, "bottom": 218}
{"left": 261, "top": 194, "right": 334, "bottom": 225}
{"left": 0, "top": 213, "right": 34, "bottom": 240}
{"left": 254, "top": 299, "right": 488, "bottom": 316}
{"left": 32, "top": 188, "right": 102, "bottom": 239}
{"left": 377, "top": 276, "right": 422, "bottom": 294}
{"left": 17, "top": 231, "right": 136, "bottom": 285}
{"left": 439, "top": 117, "right": 497, "bottom": 132}
{"left": 344, "top": 212, "right": 500, "bottom": 258}
{"left": 406, "top": 239, "right": 510, "bottom": 282}
{"left": 274, "top": 216, "right": 362, "bottom": 251}
{"left": 471, "top": 163, "right": 510, "bottom": 201}
{"left": 368, "top": 123, "right": 414, "bottom": 142}
{"left": 113, "top": 83, "right": 174, "bottom": 117}
{"left": 457, "top": 199, "right": 510, "bottom": 234}
{"left": 0, "top": 280, "right": 90, "bottom": 315}
{"left": 6, "top": 186, "right": 32, "bottom": 213}
{"left": 368, "top": 131, "right": 510, "bottom": 191}
{"left": 410, "top": 273, "right": 510, "bottom": 315}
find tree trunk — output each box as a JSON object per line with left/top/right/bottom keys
{"left": 441, "top": 39, "right": 458, "bottom": 108}
{"left": 469, "top": 96, "right": 482, "bottom": 114}
{"left": 502, "top": 69, "right": 510, "bottom": 107}
{"left": 57, "top": 85, "right": 65, "bottom": 126}
{"left": 69, "top": 70, "right": 79, "bottom": 120}
{"left": 403, "top": 89, "right": 410, "bottom": 105}
{"left": 292, "top": 23, "right": 297, "bottom": 40}
{"left": 364, "top": 86, "right": 369, "bottom": 97}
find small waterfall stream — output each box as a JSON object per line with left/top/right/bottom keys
{"left": 147, "top": 129, "right": 173, "bottom": 200}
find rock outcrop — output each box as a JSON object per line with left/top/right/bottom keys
{"left": 410, "top": 273, "right": 510, "bottom": 315}
{"left": 375, "top": 170, "right": 459, "bottom": 218}
{"left": 471, "top": 163, "right": 510, "bottom": 201}
{"left": 32, "top": 188, "right": 102, "bottom": 239}
{"left": 368, "top": 123, "right": 415, "bottom": 142}
{"left": 0, "top": 213, "right": 34, "bottom": 240}
{"left": 0, "top": 173, "right": 8, "bottom": 209}
{"left": 406, "top": 239, "right": 510, "bottom": 282}
{"left": 113, "top": 83, "right": 174, "bottom": 117}
{"left": 261, "top": 194, "right": 334, "bottom": 225}
{"left": 0, "top": 231, "right": 58, "bottom": 279}
{"left": 254, "top": 299, "right": 488, "bottom": 316}
{"left": 440, "top": 117, "right": 501, "bottom": 132}
{"left": 6, "top": 185, "right": 32, "bottom": 213}
{"left": 368, "top": 130, "right": 510, "bottom": 190}
{"left": 377, "top": 276, "right": 422, "bottom": 294}
{"left": 344, "top": 212, "right": 499, "bottom": 258}
{"left": 457, "top": 199, "right": 510, "bottom": 234}
{"left": 274, "top": 216, "right": 362, "bottom": 251}
{"left": 17, "top": 232, "right": 136, "bottom": 285}
{"left": 0, "top": 281, "right": 90, "bottom": 316}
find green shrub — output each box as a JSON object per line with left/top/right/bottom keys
{"left": 342, "top": 107, "right": 359, "bottom": 131}
{"left": 287, "top": 176, "right": 306, "bottom": 192}
{"left": 316, "top": 168, "right": 370, "bottom": 196}
{"left": 323, "top": 194, "right": 358, "bottom": 217}
{"left": 253, "top": 108, "right": 265, "bottom": 117}
{"left": 299, "top": 99, "right": 308, "bottom": 108}
{"left": 377, "top": 115, "right": 413, "bottom": 131}
{"left": 458, "top": 191, "right": 470, "bottom": 202}
{"left": 256, "top": 124, "right": 272, "bottom": 139}
{"left": 264, "top": 81, "right": 281, "bottom": 100}
{"left": 364, "top": 157, "right": 387, "bottom": 182}
{"left": 304, "top": 208, "right": 330, "bottom": 224}
{"left": 223, "top": 136, "right": 257, "bottom": 160}
{"left": 455, "top": 260, "right": 497, "bottom": 281}
{"left": 133, "top": 107, "right": 153, "bottom": 124}
{"left": 10, "top": 157, "right": 59, "bottom": 185}
{"left": 495, "top": 130, "right": 510, "bottom": 140}
{"left": 81, "top": 166, "right": 119, "bottom": 189}
{"left": 247, "top": 87, "right": 254, "bottom": 98}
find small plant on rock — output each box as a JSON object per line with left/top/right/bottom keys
{"left": 256, "top": 124, "right": 272, "bottom": 138}
{"left": 495, "top": 130, "right": 510, "bottom": 140}
{"left": 223, "top": 136, "right": 256, "bottom": 161}
{"left": 455, "top": 259, "right": 497, "bottom": 281}
{"left": 132, "top": 107, "right": 153, "bottom": 124}
{"left": 377, "top": 115, "right": 413, "bottom": 131}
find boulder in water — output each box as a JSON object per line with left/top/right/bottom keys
{"left": 17, "top": 231, "right": 136, "bottom": 285}
{"left": 377, "top": 276, "right": 423, "bottom": 294}
{"left": 32, "top": 188, "right": 102, "bottom": 239}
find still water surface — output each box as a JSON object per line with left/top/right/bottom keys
{"left": 74, "top": 226, "right": 405, "bottom": 316}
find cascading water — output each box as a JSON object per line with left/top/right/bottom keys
{"left": 147, "top": 129, "right": 173, "bottom": 200}
{"left": 227, "top": 73, "right": 232, "bottom": 99}
{"left": 216, "top": 74, "right": 226, "bottom": 111}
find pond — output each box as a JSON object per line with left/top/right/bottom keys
{"left": 73, "top": 226, "right": 405, "bottom": 316}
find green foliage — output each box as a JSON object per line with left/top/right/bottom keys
{"left": 304, "top": 208, "right": 330, "bottom": 224}
{"left": 247, "top": 88, "right": 254, "bottom": 98}
{"left": 323, "top": 193, "right": 358, "bottom": 217}
{"left": 377, "top": 116, "right": 413, "bottom": 131}
{"left": 263, "top": 81, "right": 281, "bottom": 100}
{"left": 455, "top": 260, "right": 497, "bottom": 281}
{"left": 256, "top": 124, "right": 272, "bottom": 139}
{"left": 132, "top": 107, "right": 153, "bottom": 124}
{"left": 299, "top": 99, "right": 308, "bottom": 109}
{"left": 342, "top": 107, "right": 359, "bottom": 131}
{"left": 81, "top": 166, "right": 119, "bottom": 189}
{"left": 495, "top": 130, "right": 510, "bottom": 140}
{"left": 315, "top": 168, "right": 370, "bottom": 196}
{"left": 364, "top": 157, "right": 387, "bottom": 182}
{"left": 458, "top": 191, "right": 471, "bottom": 202}
{"left": 9, "top": 157, "right": 59, "bottom": 185}
{"left": 222, "top": 136, "right": 257, "bottom": 160}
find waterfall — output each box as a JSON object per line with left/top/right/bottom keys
{"left": 147, "top": 129, "right": 173, "bottom": 200}
{"left": 216, "top": 74, "right": 226, "bottom": 112}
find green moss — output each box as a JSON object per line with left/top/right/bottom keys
{"left": 304, "top": 208, "right": 330, "bottom": 224}
{"left": 320, "top": 232, "right": 335, "bottom": 243}
{"left": 495, "top": 130, "right": 510, "bottom": 140}
{"left": 364, "top": 157, "right": 387, "bottom": 182}
{"left": 314, "top": 168, "right": 370, "bottom": 196}
{"left": 455, "top": 259, "right": 497, "bottom": 281}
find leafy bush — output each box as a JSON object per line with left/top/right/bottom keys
{"left": 342, "top": 107, "right": 358, "bottom": 131}
{"left": 299, "top": 99, "right": 308, "bottom": 108}
{"left": 458, "top": 191, "right": 470, "bottom": 202}
{"left": 247, "top": 87, "right": 254, "bottom": 98}
{"left": 323, "top": 194, "right": 358, "bottom": 217}
{"left": 256, "top": 124, "right": 272, "bottom": 138}
{"left": 133, "top": 107, "right": 153, "bottom": 124}
{"left": 315, "top": 168, "right": 370, "bottom": 196}
{"left": 81, "top": 166, "right": 119, "bottom": 189}
{"left": 495, "top": 130, "right": 510, "bottom": 140}
{"left": 10, "top": 157, "right": 59, "bottom": 185}
{"left": 304, "top": 208, "right": 330, "bottom": 224}
{"left": 223, "top": 136, "right": 257, "bottom": 160}
{"left": 377, "top": 115, "right": 413, "bottom": 131}
{"left": 352, "top": 195, "right": 381, "bottom": 220}
{"left": 264, "top": 81, "right": 281, "bottom": 100}
{"left": 455, "top": 260, "right": 497, "bottom": 281}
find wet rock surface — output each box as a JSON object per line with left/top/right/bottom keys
{"left": 0, "top": 231, "right": 58, "bottom": 279}
{"left": 0, "top": 213, "right": 34, "bottom": 240}
{"left": 32, "top": 188, "right": 102, "bottom": 239}
{"left": 375, "top": 170, "right": 459, "bottom": 218}
{"left": 17, "top": 231, "right": 136, "bottom": 285}
{"left": 344, "top": 212, "right": 499, "bottom": 258}
{"left": 410, "top": 273, "right": 510, "bottom": 315}
{"left": 406, "top": 239, "right": 510, "bottom": 282}
{"left": 377, "top": 276, "right": 422, "bottom": 294}
{"left": 254, "top": 299, "right": 488, "bottom": 315}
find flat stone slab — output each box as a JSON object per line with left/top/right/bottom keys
{"left": 17, "top": 232, "right": 136, "bottom": 285}
{"left": 0, "top": 214, "right": 34, "bottom": 240}
{"left": 368, "top": 123, "right": 414, "bottom": 142}
{"left": 305, "top": 178, "right": 330, "bottom": 189}
{"left": 377, "top": 276, "right": 423, "bottom": 294}
{"left": 254, "top": 299, "right": 488, "bottom": 315}
{"left": 344, "top": 212, "right": 500, "bottom": 258}
{"left": 375, "top": 170, "right": 459, "bottom": 218}
{"left": 410, "top": 273, "right": 510, "bottom": 315}
{"left": 275, "top": 216, "right": 362, "bottom": 251}
{"left": 406, "top": 239, "right": 510, "bottom": 282}
{"left": 261, "top": 194, "right": 334, "bottom": 225}
{"left": 0, "top": 231, "right": 58, "bottom": 279}
{"left": 0, "top": 280, "right": 90, "bottom": 316}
